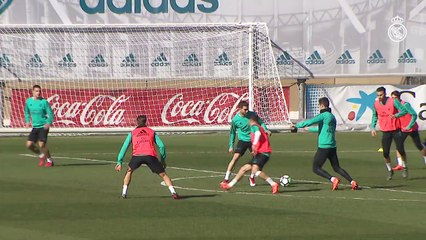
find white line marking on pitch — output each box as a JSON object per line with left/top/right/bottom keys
{"left": 19, "top": 154, "right": 426, "bottom": 197}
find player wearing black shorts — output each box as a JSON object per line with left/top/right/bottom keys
{"left": 115, "top": 115, "right": 179, "bottom": 199}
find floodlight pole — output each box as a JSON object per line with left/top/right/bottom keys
{"left": 297, "top": 78, "right": 307, "bottom": 120}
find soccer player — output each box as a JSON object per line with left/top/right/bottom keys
{"left": 221, "top": 101, "right": 271, "bottom": 186}
{"left": 220, "top": 114, "right": 279, "bottom": 194}
{"left": 371, "top": 87, "right": 408, "bottom": 180}
{"left": 295, "top": 97, "right": 359, "bottom": 190}
{"left": 24, "top": 85, "right": 54, "bottom": 167}
{"left": 115, "top": 115, "right": 179, "bottom": 199}
{"left": 390, "top": 91, "right": 426, "bottom": 168}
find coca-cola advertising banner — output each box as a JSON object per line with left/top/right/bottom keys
{"left": 11, "top": 87, "right": 289, "bottom": 128}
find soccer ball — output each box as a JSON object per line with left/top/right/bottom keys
{"left": 279, "top": 175, "right": 292, "bottom": 187}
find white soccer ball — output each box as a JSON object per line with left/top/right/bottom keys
{"left": 279, "top": 175, "right": 292, "bottom": 187}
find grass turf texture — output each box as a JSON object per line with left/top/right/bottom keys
{"left": 1, "top": 132, "right": 426, "bottom": 240}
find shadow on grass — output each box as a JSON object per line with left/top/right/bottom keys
{"left": 128, "top": 194, "right": 217, "bottom": 200}
{"left": 54, "top": 163, "right": 112, "bottom": 167}
{"left": 368, "top": 185, "right": 405, "bottom": 189}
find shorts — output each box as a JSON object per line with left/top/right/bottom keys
{"left": 28, "top": 128, "right": 49, "bottom": 143}
{"left": 249, "top": 153, "right": 270, "bottom": 170}
{"left": 128, "top": 155, "right": 165, "bottom": 174}
{"left": 234, "top": 140, "right": 252, "bottom": 156}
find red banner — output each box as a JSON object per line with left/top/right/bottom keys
{"left": 11, "top": 87, "right": 289, "bottom": 128}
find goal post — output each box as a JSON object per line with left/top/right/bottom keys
{"left": 0, "top": 23, "right": 290, "bottom": 133}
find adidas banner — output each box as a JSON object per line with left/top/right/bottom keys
{"left": 1, "top": 0, "right": 426, "bottom": 76}
{"left": 306, "top": 85, "right": 426, "bottom": 131}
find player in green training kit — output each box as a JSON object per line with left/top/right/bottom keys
{"left": 221, "top": 101, "right": 271, "bottom": 187}
{"left": 115, "top": 115, "right": 179, "bottom": 199}
{"left": 220, "top": 114, "right": 279, "bottom": 194}
{"left": 295, "top": 97, "right": 359, "bottom": 190}
{"left": 24, "top": 85, "right": 54, "bottom": 167}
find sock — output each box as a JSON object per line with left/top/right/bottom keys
{"left": 46, "top": 158, "right": 53, "bottom": 163}
{"left": 330, "top": 177, "right": 336, "bottom": 183}
{"left": 224, "top": 171, "right": 231, "bottom": 181}
{"left": 423, "top": 156, "right": 426, "bottom": 164}
{"left": 351, "top": 180, "right": 357, "bottom": 185}
{"left": 254, "top": 171, "right": 262, "bottom": 177}
{"left": 228, "top": 179, "right": 237, "bottom": 187}
{"left": 397, "top": 157, "right": 403, "bottom": 166}
{"left": 122, "top": 185, "right": 128, "bottom": 195}
{"left": 385, "top": 163, "right": 392, "bottom": 171}
{"left": 249, "top": 173, "right": 255, "bottom": 178}
{"left": 265, "top": 177, "right": 275, "bottom": 186}
{"left": 39, "top": 153, "right": 45, "bottom": 158}
{"left": 168, "top": 186, "right": 176, "bottom": 194}
{"left": 401, "top": 160, "right": 406, "bottom": 168}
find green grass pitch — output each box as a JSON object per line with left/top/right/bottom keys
{"left": 1, "top": 132, "right": 426, "bottom": 240}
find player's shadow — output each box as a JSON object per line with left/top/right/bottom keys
{"left": 282, "top": 188, "right": 322, "bottom": 193}
{"left": 54, "top": 163, "right": 112, "bottom": 167}
{"left": 178, "top": 194, "right": 217, "bottom": 199}
{"left": 368, "top": 184, "right": 404, "bottom": 189}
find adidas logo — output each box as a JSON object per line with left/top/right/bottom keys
{"left": 336, "top": 50, "right": 355, "bottom": 64}
{"left": 58, "top": 53, "right": 77, "bottom": 67}
{"left": 151, "top": 53, "right": 170, "bottom": 67}
{"left": 120, "top": 53, "right": 140, "bottom": 67}
{"left": 88, "top": 54, "right": 108, "bottom": 67}
{"left": 214, "top": 52, "right": 232, "bottom": 66}
{"left": 0, "top": 53, "right": 12, "bottom": 67}
{"left": 367, "top": 49, "right": 386, "bottom": 64}
{"left": 182, "top": 53, "right": 201, "bottom": 67}
{"left": 305, "top": 51, "right": 324, "bottom": 64}
{"left": 276, "top": 51, "right": 294, "bottom": 65}
{"left": 398, "top": 49, "right": 416, "bottom": 63}
{"left": 26, "top": 54, "right": 44, "bottom": 68}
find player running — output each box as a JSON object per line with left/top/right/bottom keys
{"left": 371, "top": 87, "right": 408, "bottom": 180}
{"left": 220, "top": 114, "right": 279, "bottom": 194}
{"left": 115, "top": 115, "right": 179, "bottom": 199}
{"left": 295, "top": 97, "right": 359, "bottom": 190}
{"left": 221, "top": 101, "right": 271, "bottom": 187}
{"left": 390, "top": 90, "right": 426, "bottom": 169}
{"left": 24, "top": 84, "right": 54, "bottom": 167}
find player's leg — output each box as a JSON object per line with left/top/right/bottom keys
{"left": 313, "top": 148, "right": 341, "bottom": 190}
{"left": 393, "top": 132, "right": 409, "bottom": 171}
{"left": 328, "top": 148, "right": 358, "bottom": 190}
{"left": 220, "top": 164, "right": 252, "bottom": 190}
{"left": 393, "top": 131, "right": 408, "bottom": 178}
{"left": 409, "top": 131, "right": 426, "bottom": 165}
{"left": 250, "top": 155, "right": 279, "bottom": 194}
{"left": 145, "top": 156, "right": 179, "bottom": 199}
{"left": 121, "top": 156, "right": 142, "bottom": 198}
{"left": 26, "top": 128, "right": 45, "bottom": 166}
{"left": 38, "top": 128, "right": 53, "bottom": 167}
{"left": 222, "top": 141, "right": 251, "bottom": 183}
{"left": 381, "top": 132, "right": 394, "bottom": 180}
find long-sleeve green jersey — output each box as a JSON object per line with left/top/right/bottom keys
{"left": 229, "top": 111, "right": 268, "bottom": 148}
{"left": 24, "top": 97, "right": 54, "bottom": 128}
{"left": 296, "top": 109, "right": 336, "bottom": 149}
{"left": 117, "top": 132, "right": 166, "bottom": 165}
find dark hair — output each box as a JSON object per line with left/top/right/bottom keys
{"left": 376, "top": 86, "right": 386, "bottom": 93}
{"left": 391, "top": 90, "right": 400, "bottom": 98}
{"left": 318, "top": 97, "right": 329, "bottom": 108}
{"left": 32, "top": 85, "right": 41, "bottom": 90}
{"left": 238, "top": 101, "right": 249, "bottom": 109}
{"left": 136, "top": 115, "right": 147, "bottom": 127}
{"left": 249, "top": 114, "right": 259, "bottom": 123}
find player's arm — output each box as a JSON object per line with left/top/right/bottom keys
{"left": 371, "top": 107, "right": 378, "bottom": 129}
{"left": 116, "top": 133, "right": 132, "bottom": 171}
{"left": 257, "top": 116, "right": 271, "bottom": 136}
{"left": 296, "top": 114, "right": 324, "bottom": 129}
{"left": 250, "top": 125, "right": 261, "bottom": 155}
{"left": 307, "top": 126, "right": 319, "bottom": 132}
{"left": 393, "top": 99, "right": 408, "bottom": 118}
{"left": 228, "top": 120, "right": 237, "bottom": 151}
{"left": 44, "top": 100, "right": 54, "bottom": 128}
{"left": 403, "top": 102, "right": 417, "bottom": 130}
{"left": 154, "top": 133, "right": 167, "bottom": 167}
{"left": 24, "top": 100, "right": 31, "bottom": 127}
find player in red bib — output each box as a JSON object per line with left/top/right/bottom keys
{"left": 390, "top": 91, "right": 426, "bottom": 168}
{"left": 115, "top": 115, "right": 179, "bottom": 199}
{"left": 371, "top": 87, "right": 408, "bottom": 180}
{"left": 220, "top": 114, "right": 279, "bottom": 194}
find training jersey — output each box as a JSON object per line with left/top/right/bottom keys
{"left": 116, "top": 127, "right": 166, "bottom": 165}
{"left": 296, "top": 108, "right": 336, "bottom": 149}
{"left": 229, "top": 111, "right": 268, "bottom": 148}
{"left": 250, "top": 124, "right": 272, "bottom": 156}
{"left": 398, "top": 101, "right": 418, "bottom": 132}
{"left": 371, "top": 97, "right": 406, "bottom": 132}
{"left": 24, "top": 97, "right": 54, "bottom": 128}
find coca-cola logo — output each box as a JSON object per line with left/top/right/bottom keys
{"left": 161, "top": 92, "right": 249, "bottom": 125}
{"left": 48, "top": 94, "right": 130, "bottom": 126}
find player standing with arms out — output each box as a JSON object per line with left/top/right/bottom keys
{"left": 295, "top": 97, "right": 359, "bottom": 190}
{"left": 390, "top": 91, "right": 426, "bottom": 168}
{"left": 221, "top": 101, "right": 271, "bottom": 186}
{"left": 220, "top": 114, "right": 279, "bottom": 194}
{"left": 25, "top": 85, "right": 54, "bottom": 167}
{"left": 371, "top": 87, "right": 408, "bottom": 180}
{"left": 115, "top": 115, "right": 179, "bottom": 199}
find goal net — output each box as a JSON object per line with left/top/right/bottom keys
{"left": 0, "top": 23, "right": 290, "bottom": 133}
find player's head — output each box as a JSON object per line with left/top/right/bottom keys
{"left": 391, "top": 90, "right": 401, "bottom": 101}
{"left": 318, "top": 97, "right": 329, "bottom": 109}
{"left": 238, "top": 101, "right": 249, "bottom": 116}
{"left": 376, "top": 86, "right": 387, "bottom": 102}
{"left": 248, "top": 113, "right": 259, "bottom": 126}
{"left": 136, "top": 115, "right": 147, "bottom": 127}
{"left": 32, "top": 85, "right": 41, "bottom": 98}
